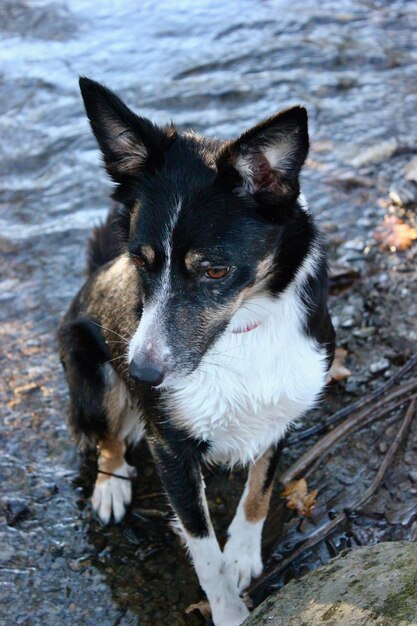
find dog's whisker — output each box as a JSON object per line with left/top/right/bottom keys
{"left": 91, "top": 320, "right": 130, "bottom": 343}
{"left": 104, "top": 355, "right": 128, "bottom": 365}
{"left": 105, "top": 339, "right": 129, "bottom": 345}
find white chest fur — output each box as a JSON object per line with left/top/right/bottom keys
{"left": 166, "top": 283, "right": 328, "bottom": 466}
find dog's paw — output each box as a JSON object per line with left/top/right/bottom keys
{"left": 211, "top": 594, "right": 250, "bottom": 626}
{"left": 223, "top": 525, "right": 263, "bottom": 592}
{"left": 92, "top": 462, "right": 133, "bottom": 524}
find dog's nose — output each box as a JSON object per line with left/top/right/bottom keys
{"left": 128, "top": 359, "right": 165, "bottom": 386}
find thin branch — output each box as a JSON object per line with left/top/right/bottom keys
{"left": 288, "top": 353, "right": 417, "bottom": 444}
{"left": 282, "top": 381, "right": 417, "bottom": 484}
{"left": 249, "top": 397, "right": 416, "bottom": 596}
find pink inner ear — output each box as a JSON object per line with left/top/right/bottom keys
{"left": 249, "top": 152, "right": 293, "bottom": 197}
{"left": 252, "top": 155, "right": 280, "bottom": 193}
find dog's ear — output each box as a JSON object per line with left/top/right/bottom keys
{"left": 217, "top": 106, "right": 309, "bottom": 207}
{"left": 79, "top": 77, "right": 174, "bottom": 182}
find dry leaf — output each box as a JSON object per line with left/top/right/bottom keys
{"left": 185, "top": 600, "right": 212, "bottom": 619}
{"left": 373, "top": 215, "right": 417, "bottom": 252}
{"left": 328, "top": 348, "right": 352, "bottom": 383}
{"left": 281, "top": 478, "right": 318, "bottom": 517}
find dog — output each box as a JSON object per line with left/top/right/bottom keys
{"left": 58, "top": 77, "right": 335, "bottom": 626}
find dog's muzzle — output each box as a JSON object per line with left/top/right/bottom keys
{"left": 128, "top": 357, "right": 165, "bottom": 387}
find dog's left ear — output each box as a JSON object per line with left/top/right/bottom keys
{"left": 79, "top": 77, "right": 174, "bottom": 182}
{"left": 217, "top": 106, "right": 309, "bottom": 206}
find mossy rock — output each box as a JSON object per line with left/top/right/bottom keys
{"left": 245, "top": 541, "right": 417, "bottom": 626}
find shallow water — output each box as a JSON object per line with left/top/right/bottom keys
{"left": 1, "top": 1, "right": 417, "bottom": 625}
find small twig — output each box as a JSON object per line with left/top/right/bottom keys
{"left": 140, "top": 491, "right": 164, "bottom": 500}
{"left": 288, "top": 353, "right": 417, "bottom": 444}
{"left": 249, "top": 397, "right": 416, "bottom": 596}
{"left": 346, "top": 396, "right": 416, "bottom": 512}
{"left": 133, "top": 507, "right": 168, "bottom": 519}
{"left": 97, "top": 469, "right": 131, "bottom": 481}
{"left": 281, "top": 382, "right": 417, "bottom": 484}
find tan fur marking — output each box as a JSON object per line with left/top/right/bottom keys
{"left": 255, "top": 254, "right": 275, "bottom": 281}
{"left": 184, "top": 249, "right": 204, "bottom": 271}
{"left": 244, "top": 448, "right": 274, "bottom": 523}
{"left": 141, "top": 244, "right": 155, "bottom": 264}
{"left": 130, "top": 199, "right": 141, "bottom": 236}
{"left": 96, "top": 437, "right": 126, "bottom": 484}
{"left": 103, "top": 372, "right": 130, "bottom": 434}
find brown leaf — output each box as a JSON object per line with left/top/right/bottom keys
{"left": 328, "top": 348, "right": 352, "bottom": 382}
{"left": 281, "top": 478, "right": 318, "bottom": 517}
{"left": 185, "top": 600, "right": 212, "bottom": 620}
{"left": 373, "top": 215, "right": 417, "bottom": 252}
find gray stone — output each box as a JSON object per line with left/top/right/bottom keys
{"left": 369, "top": 358, "right": 390, "bottom": 374}
{"left": 245, "top": 542, "right": 417, "bottom": 626}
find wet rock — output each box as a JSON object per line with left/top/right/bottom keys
{"left": 408, "top": 470, "right": 417, "bottom": 484}
{"left": 369, "top": 358, "right": 390, "bottom": 374}
{"left": 354, "top": 327, "right": 376, "bottom": 339}
{"left": 245, "top": 542, "right": 417, "bottom": 626}
{"left": 404, "top": 157, "right": 417, "bottom": 184}
{"left": 0, "top": 544, "right": 15, "bottom": 562}
{"left": 343, "top": 238, "right": 365, "bottom": 252}
{"left": 350, "top": 139, "right": 399, "bottom": 168}
{"left": 389, "top": 181, "right": 417, "bottom": 207}
{"left": 5, "top": 498, "right": 30, "bottom": 525}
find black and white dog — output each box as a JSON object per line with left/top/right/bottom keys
{"left": 58, "top": 78, "right": 335, "bottom": 626}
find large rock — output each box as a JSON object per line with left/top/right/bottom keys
{"left": 246, "top": 542, "right": 417, "bottom": 626}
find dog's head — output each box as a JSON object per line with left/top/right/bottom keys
{"left": 80, "top": 78, "right": 314, "bottom": 387}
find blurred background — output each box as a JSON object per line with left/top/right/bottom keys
{"left": 1, "top": 1, "right": 417, "bottom": 625}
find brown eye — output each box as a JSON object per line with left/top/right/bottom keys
{"left": 132, "top": 256, "right": 146, "bottom": 268}
{"left": 205, "top": 267, "right": 230, "bottom": 280}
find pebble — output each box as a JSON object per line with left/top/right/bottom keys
{"left": 350, "top": 138, "right": 398, "bottom": 167}
{"left": 354, "top": 327, "right": 376, "bottom": 338}
{"left": 343, "top": 238, "right": 365, "bottom": 252}
{"left": 6, "top": 499, "right": 30, "bottom": 526}
{"left": 408, "top": 470, "right": 417, "bottom": 483}
{"left": 404, "top": 156, "right": 417, "bottom": 183}
{"left": 0, "top": 544, "right": 15, "bottom": 562}
{"left": 389, "top": 180, "right": 417, "bottom": 206}
{"left": 369, "top": 358, "right": 390, "bottom": 374}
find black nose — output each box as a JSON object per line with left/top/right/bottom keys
{"left": 128, "top": 360, "right": 165, "bottom": 386}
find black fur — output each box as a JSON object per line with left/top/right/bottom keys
{"left": 261, "top": 440, "right": 285, "bottom": 495}
{"left": 86, "top": 205, "right": 123, "bottom": 276}
{"left": 58, "top": 78, "right": 335, "bottom": 569}
{"left": 58, "top": 317, "right": 111, "bottom": 446}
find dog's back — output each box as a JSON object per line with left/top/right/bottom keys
{"left": 85, "top": 206, "right": 123, "bottom": 276}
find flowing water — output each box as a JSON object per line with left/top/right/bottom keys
{"left": 1, "top": 1, "right": 417, "bottom": 625}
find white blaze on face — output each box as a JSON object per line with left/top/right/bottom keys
{"left": 128, "top": 200, "right": 182, "bottom": 365}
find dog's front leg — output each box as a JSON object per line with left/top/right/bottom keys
{"left": 224, "top": 443, "right": 283, "bottom": 592}
{"left": 92, "top": 437, "right": 134, "bottom": 524}
{"left": 149, "top": 437, "right": 249, "bottom": 626}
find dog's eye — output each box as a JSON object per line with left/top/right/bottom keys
{"left": 205, "top": 267, "right": 230, "bottom": 280}
{"left": 132, "top": 256, "right": 146, "bottom": 268}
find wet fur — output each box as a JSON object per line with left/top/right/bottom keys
{"left": 58, "top": 78, "right": 335, "bottom": 626}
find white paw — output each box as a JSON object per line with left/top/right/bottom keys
{"left": 92, "top": 462, "right": 133, "bottom": 524}
{"left": 223, "top": 526, "right": 264, "bottom": 592}
{"left": 211, "top": 594, "right": 250, "bottom": 626}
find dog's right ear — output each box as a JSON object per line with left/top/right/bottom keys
{"left": 79, "top": 77, "right": 174, "bottom": 182}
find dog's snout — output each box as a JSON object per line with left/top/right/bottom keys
{"left": 128, "top": 358, "right": 165, "bottom": 387}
